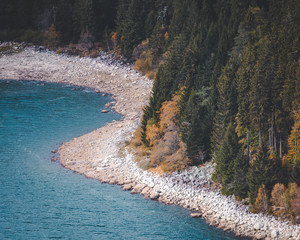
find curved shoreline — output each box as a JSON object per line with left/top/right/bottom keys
{"left": 0, "top": 48, "right": 299, "bottom": 240}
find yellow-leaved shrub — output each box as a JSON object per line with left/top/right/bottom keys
{"left": 147, "top": 95, "right": 191, "bottom": 174}
{"left": 133, "top": 39, "right": 157, "bottom": 79}
{"left": 128, "top": 95, "right": 192, "bottom": 174}
{"left": 271, "top": 183, "right": 287, "bottom": 217}
{"left": 252, "top": 185, "right": 269, "bottom": 213}
{"left": 44, "top": 24, "right": 60, "bottom": 50}
{"left": 269, "top": 182, "right": 299, "bottom": 222}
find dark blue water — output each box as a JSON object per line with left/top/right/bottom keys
{"left": 0, "top": 80, "right": 243, "bottom": 239}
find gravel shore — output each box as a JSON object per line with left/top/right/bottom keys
{"left": 1, "top": 47, "right": 299, "bottom": 240}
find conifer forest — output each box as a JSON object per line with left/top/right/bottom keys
{"left": 1, "top": 0, "right": 299, "bottom": 221}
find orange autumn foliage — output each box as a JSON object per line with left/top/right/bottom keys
{"left": 44, "top": 24, "right": 60, "bottom": 49}
{"left": 271, "top": 183, "right": 287, "bottom": 217}
{"left": 147, "top": 95, "right": 191, "bottom": 173}
{"left": 286, "top": 109, "right": 300, "bottom": 166}
{"left": 146, "top": 123, "right": 160, "bottom": 147}
{"left": 288, "top": 183, "right": 300, "bottom": 223}
{"left": 252, "top": 184, "right": 269, "bottom": 213}
{"left": 270, "top": 182, "right": 300, "bottom": 222}
{"left": 133, "top": 39, "right": 157, "bottom": 79}
{"left": 129, "top": 95, "right": 192, "bottom": 174}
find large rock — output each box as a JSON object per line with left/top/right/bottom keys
{"left": 141, "top": 186, "right": 152, "bottom": 196}
{"left": 131, "top": 183, "right": 146, "bottom": 194}
{"left": 149, "top": 190, "right": 160, "bottom": 200}
{"left": 122, "top": 183, "right": 133, "bottom": 191}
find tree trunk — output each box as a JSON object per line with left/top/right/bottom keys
{"left": 280, "top": 133, "right": 282, "bottom": 158}
{"left": 247, "top": 128, "right": 250, "bottom": 160}
{"left": 271, "top": 113, "right": 274, "bottom": 148}
{"left": 269, "top": 127, "right": 272, "bottom": 147}
{"left": 259, "top": 128, "right": 261, "bottom": 147}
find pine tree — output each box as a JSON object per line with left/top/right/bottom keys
{"left": 213, "top": 122, "right": 240, "bottom": 195}
{"left": 166, "top": 0, "right": 188, "bottom": 45}
{"left": 183, "top": 87, "right": 211, "bottom": 164}
{"left": 247, "top": 143, "right": 277, "bottom": 204}
{"left": 117, "top": 0, "right": 150, "bottom": 58}
{"left": 140, "top": 105, "right": 153, "bottom": 147}
{"left": 211, "top": 59, "right": 238, "bottom": 154}
{"left": 236, "top": 43, "right": 255, "bottom": 158}
{"left": 55, "top": 0, "right": 75, "bottom": 44}
{"left": 233, "top": 147, "right": 249, "bottom": 199}
{"left": 91, "top": 0, "right": 118, "bottom": 42}
{"left": 150, "top": 35, "right": 187, "bottom": 116}
{"left": 249, "top": 34, "right": 272, "bottom": 145}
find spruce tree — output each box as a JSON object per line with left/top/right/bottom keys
{"left": 117, "top": 0, "right": 149, "bottom": 58}
{"left": 247, "top": 143, "right": 277, "bottom": 204}
{"left": 183, "top": 87, "right": 211, "bottom": 164}
{"left": 55, "top": 0, "right": 75, "bottom": 44}
{"left": 214, "top": 122, "right": 240, "bottom": 195}
{"left": 233, "top": 147, "right": 249, "bottom": 199}
{"left": 211, "top": 59, "right": 238, "bottom": 154}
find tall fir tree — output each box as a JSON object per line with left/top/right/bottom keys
{"left": 213, "top": 122, "right": 240, "bottom": 195}
{"left": 247, "top": 143, "right": 277, "bottom": 204}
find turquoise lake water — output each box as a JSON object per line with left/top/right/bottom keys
{"left": 0, "top": 80, "right": 245, "bottom": 239}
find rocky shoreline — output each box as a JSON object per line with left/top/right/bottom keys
{"left": 0, "top": 47, "right": 299, "bottom": 240}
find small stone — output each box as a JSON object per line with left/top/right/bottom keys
{"left": 190, "top": 212, "right": 202, "bottom": 218}
{"left": 254, "top": 222, "right": 264, "bottom": 230}
{"left": 101, "top": 110, "right": 109, "bottom": 113}
{"left": 270, "top": 229, "right": 279, "bottom": 239}
{"left": 256, "top": 232, "right": 267, "bottom": 239}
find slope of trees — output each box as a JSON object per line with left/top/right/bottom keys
{"left": 116, "top": 0, "right": 299, "bottom": 219}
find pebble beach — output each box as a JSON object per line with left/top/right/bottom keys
{"left": 1, "top": 46, "right": 299, "bottom": 240}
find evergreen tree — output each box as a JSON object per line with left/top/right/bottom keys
{"left": 140, "top": 105, "right": 153, "bottom": 147}
{"left": 249, "top": 34, "right": 272, "bottom": 147}
{"left": 151, "top": 35, "right": 187, "bottom": 117}
{"left": 290, "top": 160, "right": 300, "bottom": 185}
{"left": 91, "top": 0, "right": 118, "bottom": 42}
{"left": 55, "top": 0, "right": 75, "bottom": 44}
{"left": 117, "top": 0, "right": 150, "bottom": 58}
{"left": 182, "top": 87, "right": 211, "bottom": 164}
{"left": 247, "top": 143, "right": 277, "bottom": 204}
{"left": 236, "top": 43, "right": 255, "bottom": 158}
{"left": 211, "top": 59, "right": 238, "bottom": 154}
{"left": 213, "top": 122, "right": 240, "bottom": 195}
{"left": 233, "top": 147, "right": 249, "bottom": 199}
